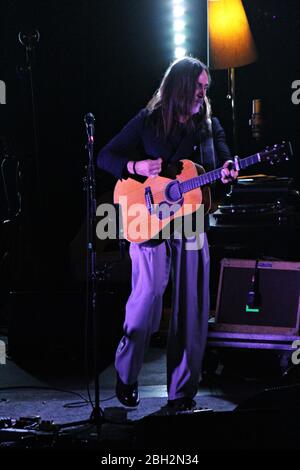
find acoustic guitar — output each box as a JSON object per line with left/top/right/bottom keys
{"left": 113, "top": 142, "right": 292, "bottom": 243}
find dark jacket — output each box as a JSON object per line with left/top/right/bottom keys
{"left": 97, "top": 108, "right": 231, "bottom": 179}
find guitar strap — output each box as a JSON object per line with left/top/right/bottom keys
{"left": 199, "top": 118, "right": 217, "bottom": 171}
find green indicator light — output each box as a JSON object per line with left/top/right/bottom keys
{"left": 246, "top": 305, "right": 260, "bottom": 313}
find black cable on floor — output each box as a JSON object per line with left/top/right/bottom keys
{"left": 0, "top": 385, "right": 90, "bottom": 406}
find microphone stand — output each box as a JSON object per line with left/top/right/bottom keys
{"left": 46, "top": 114, "right": 109, "bottom": 439}
{"left": 84, "top": 112, "right": 104, "bottom": 433}
{"left": 247, "top": 258, "right": 262, "bottom": 311}
{"left": 18, "top": 30, "right": 42, "bottom": 209}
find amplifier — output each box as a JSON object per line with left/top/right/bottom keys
{"left": 214, "top": 259, "right": 300, "bottom": 335}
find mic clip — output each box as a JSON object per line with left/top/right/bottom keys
{"left": 84, "top": 113, "right": 95, "bottom": 143}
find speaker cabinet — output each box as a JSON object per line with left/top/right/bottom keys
{"left": 214, "top": 259, "right": 300, "bottom": 334}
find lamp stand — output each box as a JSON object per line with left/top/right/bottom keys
{"left": 227, "top": 67, "right": 238, "bottom": 155}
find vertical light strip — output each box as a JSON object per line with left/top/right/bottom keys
{"left": 172, "top": 0, "right": 187, "bottom": 59}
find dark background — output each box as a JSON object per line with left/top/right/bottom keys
{"left": 0, "top": 0, "right": 299, "bottom": 288}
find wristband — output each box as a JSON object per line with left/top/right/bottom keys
{"left": 133, "top": 161, "right": 137, "bottom": 174}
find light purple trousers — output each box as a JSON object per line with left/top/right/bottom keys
{"left": 115, "top": 233, "right": 210, "bottom": 400}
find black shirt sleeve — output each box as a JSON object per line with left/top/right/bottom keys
{"left": 97, "top": 109, "right": 147, "bottom": 180}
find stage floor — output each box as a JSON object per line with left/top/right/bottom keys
{"left": 0, "top": 336, "right": 299, "bottom": 450}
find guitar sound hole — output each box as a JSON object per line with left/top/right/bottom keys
{"left": 165, "top": 180, "right": 182, "bottom": 203}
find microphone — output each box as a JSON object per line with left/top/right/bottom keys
{"left": 18, "top": 30, "right": 40, "bottom": 48}
{"left": 247, "top": 259, "right": 261, "bottom": 310}
{"left": 84, "top": 112, "right": 95, "bottom": 142}
{"left": 249, "top": 99, "right": 263, "bottom": 142}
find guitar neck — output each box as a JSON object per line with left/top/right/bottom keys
{"left": 180, "top": 153, "right": 262, "bottom": 193}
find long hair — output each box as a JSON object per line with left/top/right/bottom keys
{"left": 146, "top": 56, "right": 211, "bottom": 136}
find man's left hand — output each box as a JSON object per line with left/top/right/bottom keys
{"left": 221, "top": 159, "right": 239, "bottom": 184}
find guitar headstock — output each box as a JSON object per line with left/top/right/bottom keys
{"left": 262, "top": 141, "right": 293, "bottom": 165}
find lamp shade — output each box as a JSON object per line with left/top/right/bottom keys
{"left": 209, "top": 0, "right": 257, "bottom": 69}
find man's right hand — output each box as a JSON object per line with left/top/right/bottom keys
{"left": 127, "top": 158, "right": 162, "bottom": 178}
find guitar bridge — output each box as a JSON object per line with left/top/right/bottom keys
{"left": 145, "top": 186, "right": 155, "bottom": 215}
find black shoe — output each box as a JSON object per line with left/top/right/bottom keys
{"left": 167, "top": 397, "right": 196, "bottom": 413}
{"left": 116, "top": 373, "right": 140, "bottom": 407}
